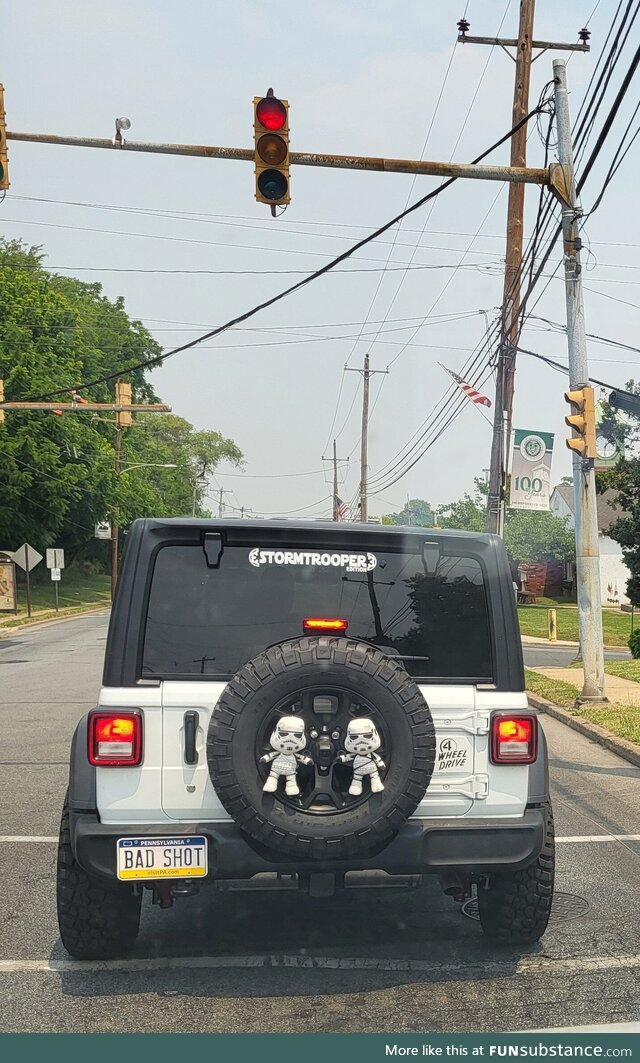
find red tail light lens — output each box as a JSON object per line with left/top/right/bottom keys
{"left": 88, "top": 710, "right": 142, "bottom": 766}
{"left": 303, "top": 618, "right": 349, "bottom": 633}
{"left": 491, "top": 714, "right": 537, "bottom": 764}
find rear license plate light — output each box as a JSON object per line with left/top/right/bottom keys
{"left": 491, "top": 713, "right": 537, "bottom": 764}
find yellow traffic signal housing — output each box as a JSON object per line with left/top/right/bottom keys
{"left": 0, "top": 85, "right": 9, "bottom": 191}
{"left": 116, "top": 380, "right": 132, "bottom": 427}
{"left": 565, "top": 385, "right": 596, "bottom": 458}
{"left": 253, "top": 94, "right": 290, "bottom": 206}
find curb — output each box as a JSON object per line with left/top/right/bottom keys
{"left": 0, "top": 607, "right": 110, "bottom": 637}
{"left": 527, "top": 691, "right": 640, "bottom": 770}
{"left": 521, "top": 635, "right": 628, "bottom": 652}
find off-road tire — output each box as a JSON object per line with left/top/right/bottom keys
{"left": 207, "top": 636, "right": 436, "bottom": 860}
{"left": 56, "top": 797, "right": 142, "bottom": 959}
{"left": 478, "top": 801, "right": 555, "bottom": 944}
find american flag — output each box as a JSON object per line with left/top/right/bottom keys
{"left": 440, "top": 364, "right": 492, "bottom": 408}
{"left": 335, "top": 496, "right": 349, "bottom": 520}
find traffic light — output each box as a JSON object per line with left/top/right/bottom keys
{"left": 116, "top": 380, "right": 132, "bottom": 427}
{"left": 254, "top": 94, "right": 290, "bottom": 206}
{"left": 0, "top": 85, "right": 9, "bottom": 191}
{"left": 565, "top": 385, "right": 596, "bottom": 458}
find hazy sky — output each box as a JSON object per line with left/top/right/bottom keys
{"left": 4, "top": 0, "right": 637, "bottom": 520}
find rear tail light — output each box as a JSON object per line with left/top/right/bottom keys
{"left": 303, "top": 617, "right": 349, "bottom": 633}
{"left": 88, "top": 710, "right": 142, "bottom": 766}
{"left": 491, "top": 714, "right": 537, "bottom": 764}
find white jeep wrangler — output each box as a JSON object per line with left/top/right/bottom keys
{"left": 57, "top": 518, "right": 554, "bottom": 958}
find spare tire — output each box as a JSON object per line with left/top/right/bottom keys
{"left": 207, "top": 637, "right": 436, "bottom": 859}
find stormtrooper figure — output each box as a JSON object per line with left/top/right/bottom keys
{"left": 339, "top": 718, "right": 386, "bottom": 795}
{"left": 260, "top": 716, "right": 311, "bottom": 796}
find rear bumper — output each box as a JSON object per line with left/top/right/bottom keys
{"left": 69, "top": 808, "right": 546, "bottom": 883}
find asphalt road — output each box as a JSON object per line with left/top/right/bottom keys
{"left": 522, "top": 643, "right": 630, "bottom": 668}
{"left": 2, "top": 613, "right": 640, "bottom": 1034}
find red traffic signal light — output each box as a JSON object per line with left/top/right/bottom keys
{"left": 256, "top": 97, "right": 287, "bottom": 132}
{"left": 254, "top": 94, "right": 290, "bottom": 206}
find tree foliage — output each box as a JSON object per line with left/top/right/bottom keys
{"left": 601, "top": 380, "right": 640, "bottom": 605}
{"left": 436, "top": 478, "right": 575, "bottom": 564}
{"left": 0, "top": 240, "right": 242, "bottom": 558}
{"left": 382, "top": 498, "right": 434, "bottom": 527}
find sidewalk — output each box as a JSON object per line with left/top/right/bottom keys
{"left": 533, "top": 665, "right": 640, "bottom": 705}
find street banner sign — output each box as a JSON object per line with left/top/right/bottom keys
{"left": 509, "top": 430, "right": 554, "bottom": 512}
{"left": 12, "top": 543, "right": 43, "bottom": 572}
{"left": 50, "top": 567, "right": 61, "bottom": 581}
{"left": 95, "top": 522, "right": 111, "bottom": 540}
{"left": 46, "top": 548, "right": 65, "bottom": 569}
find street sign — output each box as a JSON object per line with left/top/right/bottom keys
{"left": 95, "top": 522, "right": 111, "bottom": 540}
{"left": 46, "top": 548, "right": 65, "bottom": 569}
{"left": 12, "top": 543, "right": 43, "bottom": 572}
{"left": 50, "top": 567, "right": 61, "bottom": 581}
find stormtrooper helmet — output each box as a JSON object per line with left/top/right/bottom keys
{"left": 270, "top": 715, "right": 307, "bottom": 755}
{"left": 345, "top": 718, "right": 381, "bottom": 755}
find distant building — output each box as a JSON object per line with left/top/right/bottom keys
{"left": 550, "top": 483, "right": 631, "bottom": 606}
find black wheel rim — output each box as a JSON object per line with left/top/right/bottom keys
{"left": 255, "top": 684, "right": 391, "bottom": 816}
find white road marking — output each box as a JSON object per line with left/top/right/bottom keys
{"left": 0, "top": 952, "right": 640, "bottom": 976}
{"left": 556, "top": 834, "right": 640, "bottom": 843}
{"left": 0, "top": 836, "right": 57, "bottom": 843}
{"left": 1, "top": 834, "right": 640, "bottom": 844}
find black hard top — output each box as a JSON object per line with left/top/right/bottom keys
{"left": 103, "top": 517, "right": 524, "bottom": 691}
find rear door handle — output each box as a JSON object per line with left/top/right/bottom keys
{"left": 183, "top": 711, "right": 199, "bottom": 765}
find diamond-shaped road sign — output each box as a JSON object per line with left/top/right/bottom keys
{"left": 11, "top": 543, "right": 44, "bottom": 572}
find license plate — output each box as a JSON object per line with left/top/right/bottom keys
{"left": 117, "top": 836, "right": 208, "bottom": 881}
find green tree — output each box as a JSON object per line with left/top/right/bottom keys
{"left": 382, "top": 498, "right": 434, "bottom": 527}
{"left": 0, "top": 239, "right": 242, "bottom": 558}
{"left": 436, "top": 478, "right": 574, "bottom": 563}
{"left": 602, "top": 380, "right": 640, "bottom": 604}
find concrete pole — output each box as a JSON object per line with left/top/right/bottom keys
{"left": 360, "top": 354, "right": 370, "bottom": 523}
{"left": 553, "top": 59, "right": 605, "bottom": 702}
{"left": 110, "top": 421, "right": 122, "bottom": 602}
{"left": 332, "top": 440, "right": 339, "bottom": 521}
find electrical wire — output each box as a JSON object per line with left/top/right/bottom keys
{"left": 20, "top": 101, "right": 547, "bottom": 403}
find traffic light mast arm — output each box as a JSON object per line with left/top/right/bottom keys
{"left": 6, "top": 129, "right": 555, "bottom": 187}
{"left": 0, "top": 401, "right": 170, "bottom": 411}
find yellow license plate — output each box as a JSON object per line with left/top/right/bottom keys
{"left": 117, "top": 836, "right": 208, "bottom": 881}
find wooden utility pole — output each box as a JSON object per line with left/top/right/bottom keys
{"left": 322, "top": 440, "right": 349, "bottom": 519}
{"left": 457, "top": 7, "right": 589, "bottom": 534}
{"left": 345, "top": 356, "right": 388, "bottom": 522}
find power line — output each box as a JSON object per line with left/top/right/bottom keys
{"left": 21, "top": 101, "right": 546, "bottom": 403}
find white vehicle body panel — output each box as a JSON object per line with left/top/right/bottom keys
{"left": 95, "top": 681, "right": 531, "bottom": 826}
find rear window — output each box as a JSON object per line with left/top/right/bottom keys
{"left": 141, "top": 540, "right": 493, "bottom": 682}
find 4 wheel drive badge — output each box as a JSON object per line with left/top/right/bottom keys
{"left": 338, "top": 718, "right": 385, "bottom": 795}
{"left": 260, "top": 716, "right": 312, "bottom": 796}
{"left": 248, "top": 548, "right": 377, "bottom": 572}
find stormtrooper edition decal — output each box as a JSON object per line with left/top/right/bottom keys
{"left": 249, "top": 548, "right": 378, "bottom": 573}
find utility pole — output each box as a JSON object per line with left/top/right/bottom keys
{"left": 217, "top": 487, "right": 231, "bottom": 518}
{"left": 553, "top": 58, "right": 605, "bottom": 703}
{"left": 322, "top": 440, "right": 349, "bottom": 519}
{"left": 345, "top": 356, "right": 388, "bottom": 522}
{"left": 111, "top": 419, "right": 122, "bottom": 602}
{"left": 457, "top": 9, "right": 590, "bottom": 534}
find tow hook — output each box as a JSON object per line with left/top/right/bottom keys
{"left": 152, "top": 882, "right": 174, "bottom": 909}
{"left": 438, "top": 872, "right": 471, "bottom": 903}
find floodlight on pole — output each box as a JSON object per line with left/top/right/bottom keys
{"left": 114, "top": 117, "right": 131, "bottom": 146}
